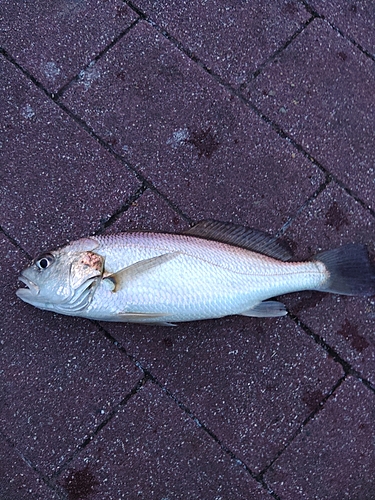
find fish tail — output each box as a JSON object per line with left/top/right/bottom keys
{"left": 314, "top": 244, "right": 375, "bottom": 296}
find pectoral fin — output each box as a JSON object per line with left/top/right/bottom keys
{"left": 104, "top": 253, "right": 178, "bottom": 292}
{"left": 241, "top": 301, "right": 287, "bottom": 318}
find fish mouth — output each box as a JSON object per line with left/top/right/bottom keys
{"left": 16, "top": 274, "right": 40, "bottom": 299}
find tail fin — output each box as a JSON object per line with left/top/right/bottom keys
{"left": 315, "top": 244, "right": 375, "bottom": 296}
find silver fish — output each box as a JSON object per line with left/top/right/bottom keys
{"left": 16, "top": 220, "right": 375, "bottom": 325}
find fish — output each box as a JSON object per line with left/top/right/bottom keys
{"left": 16, "top": 220, "right": 375, "bottom": 325}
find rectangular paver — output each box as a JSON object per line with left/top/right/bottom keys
{"left": 0, "top": 0, "right": 138, "bottom": 93}
{"left": 60, "top": 20, "right": 324, "bottom": 230}
{"left": 0, "top": 55, "right": 140, "bottom": 255}
{"left": 0, "top": 235, "right": 143, "bottom": 477}
{"left": 265, "top": 377, "right": 375, "bottom": 499}
{"left": 57, "top": 383, "right": 271, "bottom": 499}
{"left": 247, "top": 18, "right": 375, "bottom": 212}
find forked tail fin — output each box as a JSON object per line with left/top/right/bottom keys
{"left": 315, "top": 244, "right": 375, "bottom": 296}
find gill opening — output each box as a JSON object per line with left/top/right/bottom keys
{"left": 56, "top": 277, "right": 99, "bottom": 313}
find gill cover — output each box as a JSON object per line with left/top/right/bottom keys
{"left": 17, "top": 237, "right": 105, "bottom": 315}
{"left": 70, "top": 251, "right": 104, "bottom": 289}
{"left": 54, "top": 250, "right": 104, "bottom": 313}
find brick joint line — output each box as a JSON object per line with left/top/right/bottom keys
{"left": 298, "top": 0, "right": 375, "bottom": 62}
{"left": 93, "top": 321, "right": 282, "bottom": 498}
{"left": 117, "top": 7, "right": 375, "bottom": 220}
{"left": 48, "top": 374, "right": 149, "bottom": 485}
{"left": 255, "top": 374, "right": 347, "bottom": 481}
{"left": 94, "top": 182, "right": 148, "bottom": 234}
{"left": 54, "top": 17, "right": 142, "bottom": 99}
{"left": 249, "top": 14, "right": 318, "bottom": 82}
{"left": 0, "top": 225, "right": 33, "bottom": 259}
{"left": 275, "top": 176, "right": 332, "bottom": 237}
{"left": 290, "top": 312, "right": 375, "bottom": 393}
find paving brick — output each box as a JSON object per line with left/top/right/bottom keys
{"left": 2, "top": 2, "right": 375, "bottom": 498}
{"left": 280, "top": 183, "right": 375, "bottom": 385}
{"left": 100, "top": 188, "right": 190, "bottom": 234}
{"left": 0, "top": 0, "right": 137, "bottom": 93}
{"left": 57, "top": 382, "right": 271, "bottom": 500}
{"left": 135, "top": 0, "right": 310, "bottom": 87}
{"left": 0, "top": 55, "right": 140, "bottom": 256}
{"left": 0, "top": 436, "right": 59, "bottom": 500}
{"left": 101, "top": 314, "right": 343, "bottom": 474}
{"left": 1, "top": 234, "right": 142, "bottom": 477}
{"left": 61, "top": 20, "right": 324, "bottom": 231}
{"left": 247, "top": 18, "right": 375, "bottom": 211}
{"left": 281, "top": 182, "right": 375, "bottom": 259}
{"left": 265, "top": 377, "right": 375, "bottom": 499}
{"left": 310, "top": 0, "right": 375, "bottom": 55}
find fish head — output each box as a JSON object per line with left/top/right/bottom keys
{"left": 16, "top": 237, "right": 104, "bottom": 315}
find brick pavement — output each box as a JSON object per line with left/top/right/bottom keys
{"left": 1, "top": 1, "right": 375, "bottom": 499}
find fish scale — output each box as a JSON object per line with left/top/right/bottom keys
{"left": 84, "top": 232, "right": 326, "bottom": 323}
{"left": 16, "top": 220, "right": 375, "bottom": 324}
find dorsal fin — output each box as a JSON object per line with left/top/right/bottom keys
{"left": 185, "top": 220, "right": 292, "bottom": 262}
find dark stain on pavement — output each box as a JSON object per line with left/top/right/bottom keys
{"left": 188, "top": 128, "right": 220, "bottom": 159}
{"left": 302, "top": 389, "right": 324, "bottom": 412}
{"left": 62, "top": 465, "right": 99, "bottom": 500}
{"left": 283, "top": 1, "right": 299, "bottom": 16}
{"left": 282, "top": 236, "right": 298, "bottom": 256}
{"left": 325, "top": 202, "right": 349, "bottom": 230}
{"left": 116, "top": 70, "right": 126, "bottom": 81}
{"left": 337, "top": 51, "right": 348, "bottom": 62}
{"left": 115, "top": 5, "right": 129, "bottom": 18}
{"left": 337, "top": 319, "right": 369, "bottom": 352}
{"left": 291, "top": 291, "right": 326, "bottom": 315}
{"left": 162, "top": 337, "right": 174, "bottom": 348}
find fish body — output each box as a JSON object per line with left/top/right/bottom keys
{"left": 16, "top": 220, "right": 375, "bottom": 324}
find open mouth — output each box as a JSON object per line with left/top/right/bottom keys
{"left": 16, "top": 274, "right": 40, "bottom": 298}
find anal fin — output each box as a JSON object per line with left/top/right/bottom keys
{"left": 117, "top": 311, "right": 175, "bottom": 326}
{"left": 241, "top": 300, "right": 287, "bottom": 318}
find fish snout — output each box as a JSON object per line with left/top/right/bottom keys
{"left": 16, "top": 273, "right": 40, "bottom": 300}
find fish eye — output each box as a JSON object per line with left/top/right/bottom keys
{"left": 35, "top": 253, "right": 54, "bottom": 270}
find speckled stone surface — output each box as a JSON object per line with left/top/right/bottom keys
{"left": 0, "top": 0, "right": 138, "bottom": 94}
{"left": 309, "top": 0, "right": 375, "bottom": 55}
{"left": 57, "top": 383, "right": 271, "bottom": 499}
{"left": 0, "top": 436, "right": 60, "bottom": 500}
{"left": 134, "top": 0, "right": 310, "bottom": 87}
{"left": 246, "top": 18, "right": 375, "bottom": 212}
{"left": 61, "top": 20, "right": 324, "bottom": 231}
{"left": 1, "top": 1, "right": 375, "bottom": 498}
{"left": 102, "top": 314, "right": 344, "bottom": 475}
{"left": 100, "top": 188, "right": 190, "bottom": 233}
{"left": 264, "top": 377, "right": 375, "bottom": 499}
{"left": 0, "top": 55, "right": 141, "bottom": 255}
